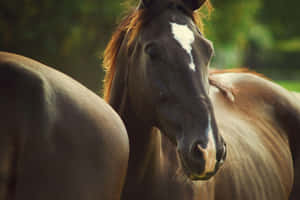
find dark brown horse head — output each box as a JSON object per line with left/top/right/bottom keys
{"left": 105, "top": 0, "right": 226, "bottom": 180}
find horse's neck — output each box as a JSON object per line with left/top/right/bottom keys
{"left": 112, "top": 92, "right": 192, "bottom": 199}
{"left": 122, "top": 110, "right": 191, "bottom": 199}
{"left": 121, "top": 104, "right": 195, "bottom": 200}
{"left": 122, "top": 104, "right": 164, "bottom": 186}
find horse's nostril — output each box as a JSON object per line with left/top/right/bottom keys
{"left": 191, "top": 143, "right": 205, "bottom": 160}
{"left": 196, "top": 144, "right": 202, "bottom": 155}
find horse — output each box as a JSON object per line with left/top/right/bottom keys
{"left": 102, "top": 0, "right": 300, "bottom": 199}
{"left": 0, "top": 52, "right": 129, "bottom": 200}
{"left": 208, "top": 69, "right": 300, "bottom": 200}
{"left": 293, "top": 92, "right": 300, "bottom": 99}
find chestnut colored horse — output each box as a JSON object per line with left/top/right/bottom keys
{"left": 103, "top": 0, "right": 300, "bottom": 199}
{"left": 0, "top": 52, "right": 129, "bottom": 200}
{"left": 207, "top": 70, "right": 300, "bottom": 200}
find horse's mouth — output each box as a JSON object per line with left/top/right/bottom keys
{"left": 178, "top": 152, "right": 218, "bottom": 181}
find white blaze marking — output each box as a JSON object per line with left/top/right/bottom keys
{"left": 170, "top": 23, "right": 196, "bottom": 71}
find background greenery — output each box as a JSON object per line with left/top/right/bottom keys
{"left": 1, "top": 0, "right": 299, "bottom": 93}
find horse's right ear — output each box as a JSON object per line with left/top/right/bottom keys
{"left": 138, "top": 0, "right": 152, "bottom": 9}
{"left": 139, "top": 0, "right": 207, "bottom": 10}
{"left": 184, "top": 0, "right": 207, "bottom": 10}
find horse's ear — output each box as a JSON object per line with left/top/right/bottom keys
{"left": 139, "top": 0, "right": 206, "bottom": 10}
{"left": 184, "top": 0, "right": 207, "bottom": 10}
{"left": 138, "top": 0, "right": 153, "bottom": 9}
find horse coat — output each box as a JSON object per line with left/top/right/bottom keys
{"left": 0, "top": 52, "right": 129, "bottom": 200}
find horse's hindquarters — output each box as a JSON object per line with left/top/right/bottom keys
{"left": 0, "top": 52, "right": 129, "bottom": 200}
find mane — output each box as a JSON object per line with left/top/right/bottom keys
{"left": 102, "top": 1, "right": 212, "bottom": 102}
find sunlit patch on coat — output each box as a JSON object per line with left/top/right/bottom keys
{"left": 198, "top": 115, "right": 217, "bottom": 174}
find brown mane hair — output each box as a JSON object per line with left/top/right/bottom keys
{"left": 102, "top": 1, "right": 212, "bottom": 102}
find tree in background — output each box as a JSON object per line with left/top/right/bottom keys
{"left": 205, "top": 0, "right": 262, "bottom": 69}
{"left": 0, "top": 0, "right": 299, "bottom": 94}
{"left": 248, "top": 0, "right": 300, "bottom": 79}
{"left": 0, "top": 0, "right": 123, "bottom": 92}
{"left": 205, "top": 0, "right": 300, "bottom": 80}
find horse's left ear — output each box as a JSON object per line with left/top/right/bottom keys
{"left": 184, "top": 0, "right": 207, "bottom": 10}
{"left": 139, "top": 0, "right": 206, "bottom": 10}
{"left": 138, "top": 0, "right": 153, "bottom": 9}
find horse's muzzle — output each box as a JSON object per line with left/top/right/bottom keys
{"left": 179, "top": 141, "right": 226, "bottom": 181}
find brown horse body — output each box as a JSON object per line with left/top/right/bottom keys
{"left": 102, "top": 0, "right": 300, "bottom": 199}
{"left": 112, "top": 71, "right": 298, "bottom": 200}
{"left": 202, "top": 71, "right": 298, "bottom": 199}
{"left": 0, "top": 52, "right": 129, "bottom": 200}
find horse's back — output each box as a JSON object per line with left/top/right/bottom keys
{"left": 0, "top": 52, "right": 129, "bottom": 200}
{"left": 293, "top": 92, "right": 300, "bottom": 100}
{"left": 206, "top": 72, "right": 298, "bottom": 200}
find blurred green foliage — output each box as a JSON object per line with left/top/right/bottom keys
{"left": 277, "top": 81, "right": 300, "bottom": 92}
{"left": 0, "top": 0, "right": 124, "bottom": 92}
{"left": 0, "top": 0, "right": 299, "bottom": 94}
{"left": 204, "top": 0, "right": 300, "bottom": 79}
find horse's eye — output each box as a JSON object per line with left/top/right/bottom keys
{"left": 154, "top": 82, "right": 169, "bottom": 102}
{"left": 145, "top": 43, "right": 159, "bottom": 58}
{"left": 176, "top": 5, "right": 187, "bottom": 14}
{"left": 168, "top": 3, "right": 186, "bottom": 14}
{"left": 159, "top": 91, "right": 169, "bottom": 103}
{"left": 168, "top": 2, "right": 176, "bottom": 9}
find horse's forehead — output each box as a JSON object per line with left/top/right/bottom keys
{"left": 170, "top": 23, "right": 195, "bottom": 49}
